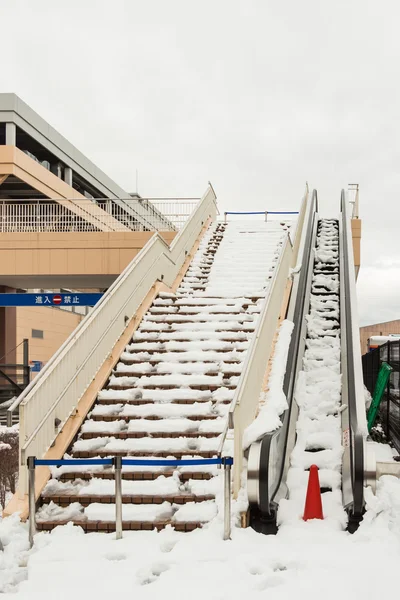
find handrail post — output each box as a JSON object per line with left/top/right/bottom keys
{"left": 23, "top": 338, "right": 29, "bottom": 387}
{"left": 223, "top": 457, "right": 232, "bottom": 540}
{"left": 265, "top": 211, "right": 268, "bottom": 222}
{"left": 28, "top": 456, "right": 36, "bottom": 547}
{"left": 114, "top": 456, "right": 123, "bottom": 539}
{"left": 224, "top": 211, "right": 227, "bottom": 223}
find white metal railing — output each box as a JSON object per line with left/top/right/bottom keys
{"left": 219, "top": 189, "right": 309, "bottom": 495}
{"left": 148, "top": 199, "right": 199, "bottom": 230}
{"left": 0, "top": 199, "right": 180, "bottom": 233}
{"left": 16, "top": 185, "right": 217, "bottom": 495}
{"left": 348, "top": 184, "right": 359, "bottom": 219}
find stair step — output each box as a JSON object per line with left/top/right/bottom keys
{"left": 36, "top": 520, "right": 203, "bottom": 532}
{"left": 124, "top": 348, "right": 246, "bottom": 355}
{"left": 41, "top": 494, "right": 215, "bottom": 507}
{"left": 118, "top": 357, "right": 241, "bottom": 365}
{"left": 72, "top": 450, "right": 218, "bottom": 458}
{"left": 96, "top": 398, "right": 231, "bottom": 405}
{"left": 59, "top": 471, "right": 212, "bottom": 481}
{"left": 106, "top": 384, "right": 236, "bottom": 391}
{"left": 79, "top": 431, "right": 220, "bottom": 440}
{"left": 90, "top": 414, "right": 218, "bottom": 422}
{"left": 112, "top": 370, "right": 240, "bottom": 378}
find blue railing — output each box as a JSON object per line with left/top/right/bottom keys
{"left": 27, "top": 456, "right": 233, "bottom": 546}
{"left": 33, "top": 457, "right": 233, "bottom": 467}
{"left": 224, "top": 210, "right": 299, "bottom": 222}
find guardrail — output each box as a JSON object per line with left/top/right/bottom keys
{"left": 147, "top": 199, "right": 200, "bottom": 230}
{"left": 15, "top": 185, "right": 217, "bottom": 495}
{"left": 340, "top": 189, "right": 367, "bottom": 525}
{"left": 0, "top": 199, "right": 179, "bottom": 233}
{"left": 27, "top": 455, "right": 233, "bottom": 545}
{"left": 224, "top": 210, "right": 299, "bottom": 222}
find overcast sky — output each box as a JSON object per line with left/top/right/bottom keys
{"left": 1, "top": 0, "right": 399, "bottom": 326}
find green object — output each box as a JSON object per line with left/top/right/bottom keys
{"left": 367, "top": 362, "right": 393, "bottom": 432}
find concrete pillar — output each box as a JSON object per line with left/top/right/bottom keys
{"left": 64, "top": 167, "right": 73, "bottom": 187}
{"left": 51, "top": 162, "right": 62, "bottom": 179}
{"left": 5, "top": 122, "right": 16, "bottom": 146}
{"left": 0, "top": 286, "right": 17, "bottom": 364}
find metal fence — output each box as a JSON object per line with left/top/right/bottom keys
{"left": 148, "top": 199, "right": 199, "bottom": 229}
{"left": 362, "top": 340, "right": 400, "bottom": 451}
{"left": 0, "top": 198, "right": 200, "bottom": 233}
{"left": 27, "top": 456, "right": 233, "bottom": 545}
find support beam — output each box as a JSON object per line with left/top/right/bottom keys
{"left": 5, "top": 123, "right": 16, "bottom": 146}
{"left": 64, "top": 167, "right": 72, "bottom": 186}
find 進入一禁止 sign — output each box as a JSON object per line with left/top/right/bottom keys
{"left": 0, "top": 293, "right": 103, "bottom": 307}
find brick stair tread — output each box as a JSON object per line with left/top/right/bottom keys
{"left": 123, "top": 348, "right": 246, "bottom": 355}
{"left": 96, "top": 398, "right": 231, "bottom": 405}
{"left": 79, "top": 431, "right": 220, "bottom": 439}
{"left": 118, "top": 357, "right": 242, "bottom": 365}
{"left": 41, "top": 494, "right": 215, "bottom": 506}
{"left": 59, "top": 471, "right": 212, "bottom": 481}
{"left": 72, "top": 450, "right": 218, "bottom": 458}
{"left": 106, "top": 384, "right": 236, "bottom": 391}
{"left": 112, "top": 370, "right": 240, "bottom": 378}
{"left": 90, "top": 414, "right": 219, "bottom": 422}
{"left": 36, "top": 520, "right": 202, "bottom": 532}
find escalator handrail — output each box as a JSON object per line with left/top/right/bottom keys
{"left": 340, "top": 190, "right": 365, "bottom": 517}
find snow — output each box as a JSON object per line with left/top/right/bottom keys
{"left": 243, "top": 319, "right": 294, "bottom": 449}
{"left": 279, "top": 219, "right": 344, "bottom": 525}
{"left": 4, "top": 475, "right": 400, "bottom": 598}
{"left": 73, "top": 435, "right": 222, "bottom": 454}
{"left": 173, "top": 500, "right": 217, "bottom": 522}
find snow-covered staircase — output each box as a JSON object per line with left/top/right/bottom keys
{"left": 36, "top": 219, "right": 291, "bottom": 533}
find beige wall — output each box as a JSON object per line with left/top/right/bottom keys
{"left": 0, "top": 230, "right": 177, "bottom": 288}
{"left": 360, "top": 319, "right": 400, "bottom": 355}
{"left": 16, "top": 306, "right": 84, "bottom": 368}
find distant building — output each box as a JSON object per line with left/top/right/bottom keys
{"left": 0, "top": 94, "right": 176, "bottom": 373}
{"left": 360, "top": 319, "right": 400, "bottom": 355}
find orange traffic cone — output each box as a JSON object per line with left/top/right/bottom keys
{"left": 303, "top": 464, "right": 324, "bottom": 521}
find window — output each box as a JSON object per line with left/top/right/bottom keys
{"left": 31, "top": 329, "right": 44, "bottom": 339}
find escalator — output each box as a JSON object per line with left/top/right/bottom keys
{"left": 248, "top": 190, "right": 367, "bottom": 533}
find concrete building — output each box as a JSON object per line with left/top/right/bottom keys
{"left": 360, "top": 319, "right": 400, "bottom": 355}
{"left": 0, "top": 94, "right": 177, "bottom": 376}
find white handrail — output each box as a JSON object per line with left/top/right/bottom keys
{"left": 17, "top": 185, "right": 217, "bottom": 494}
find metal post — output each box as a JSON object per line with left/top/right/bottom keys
{"left": 387, "top": 343, "right": 391, "bottom": 438}
{"left": 265, "top": 211, "right": 268, "bottom": 222}
{"left": 23, "top": 338, "right": 29, "bottom": 387}
{"left": 223, "top": 458, "right": 232, "bottom": 540}
{"left": 28, "top": 456, "right": 36, "bottom": 548}
{"left": 224, "top": 212, "right": 227, "bottom": 223}
{"left": 114, "top": 456, "right": 123, "bottom": 539}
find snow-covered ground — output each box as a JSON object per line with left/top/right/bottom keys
{"left": 2, "top": 471, "right": 400, "bottom": 598}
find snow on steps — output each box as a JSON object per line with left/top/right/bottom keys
{"left": 36, "top": 219, "right": 292, "bottom": 533}
{"left": 279, "top": 219, "right": 346, "bottom": 527}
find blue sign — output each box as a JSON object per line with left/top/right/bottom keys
{"left": 30, "top": 360, "right": 43, "bottom": 372}
{"left": 0, "top": 293, "right": 103, "bottom": 307}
